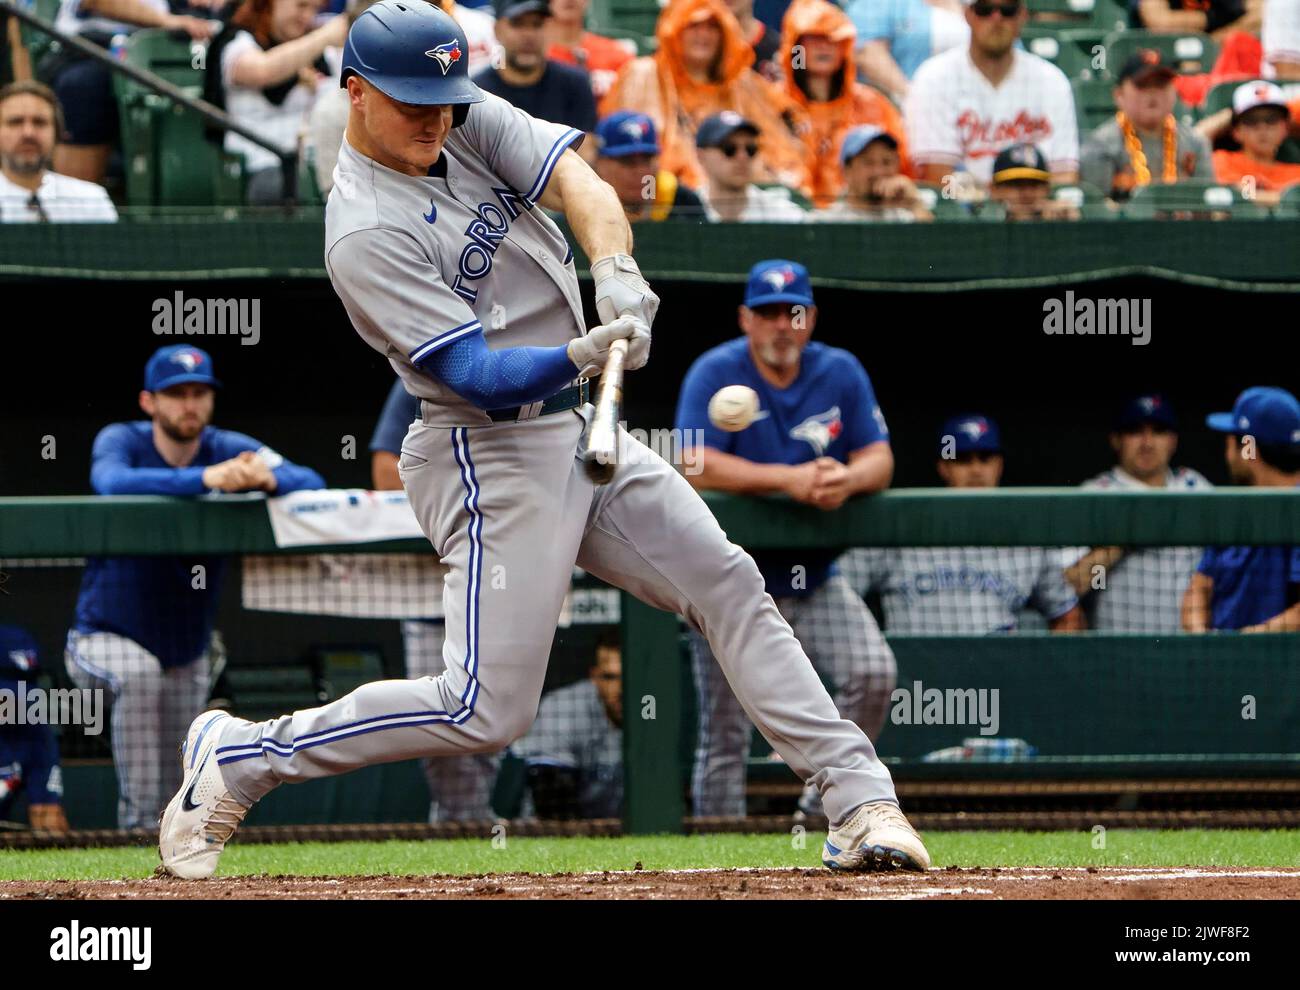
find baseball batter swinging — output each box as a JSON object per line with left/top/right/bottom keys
{"left": 158, "top": 0, "right": 928, "bottom": 877}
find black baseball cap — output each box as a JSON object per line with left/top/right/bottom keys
{"left": 991, "top": 143, "right": 1050, "bottom": 184}
{"left": 696, "top": 111, "right": 760, "bottom": 149}
{"left": 493, "top": 0, "right": 550, "bottom": 19}
{"left": 1118, "top": 48, "right": 1177, "bottom": 85}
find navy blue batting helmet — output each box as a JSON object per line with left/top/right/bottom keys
{"left": 340, "top": 1, "right": 485, "bottom": 125}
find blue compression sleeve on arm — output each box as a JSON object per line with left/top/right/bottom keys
{"left": 419, "top": 330, "right": 579, "bottom": 410}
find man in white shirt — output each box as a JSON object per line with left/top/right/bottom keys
{"left": 1061, "top": 394, "right": 1211, "bottom": 633}
{"left": 0, "top": 81, "right": 117, "bottom": 223}
{"left": 904, "top": 0, "right": 1078, "bottom": 187}
{"left": 1264, "top": 0, "right": 1300, "bottom": 80}
{"left": 695, "top": 111, "right": 807, "bottom": 222}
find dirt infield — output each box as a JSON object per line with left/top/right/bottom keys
{"left": 3, "top": 867, "right": 1298, "bottom": 900}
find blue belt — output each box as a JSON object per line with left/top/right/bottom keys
{"left": 487, "top": 380, "right": 589, "bottom": 423}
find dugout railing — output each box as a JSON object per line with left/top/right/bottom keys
{"left": 2, "top": 490, "right": 1298, "bottom": 837}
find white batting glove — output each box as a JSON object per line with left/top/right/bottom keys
{"left": 591, "top": 253, "right": 659, "bottom": 329}
{"left": 566, "top": 315, "right": 651, "bottom": 378}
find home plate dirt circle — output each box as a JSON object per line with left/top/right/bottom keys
{"left": 3, "top": 867, "right": 1299, "bottom": 900}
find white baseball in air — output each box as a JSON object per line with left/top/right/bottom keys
{"left": 708, "top": 385, "right": 760, "bottom": 432}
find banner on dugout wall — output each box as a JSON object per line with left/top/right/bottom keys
{"left": 244, "top": 489, "right": 445, "bottom": 619}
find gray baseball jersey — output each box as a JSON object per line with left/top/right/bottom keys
{"left": 325, "top": 92, "right": 586, "bottom": 427}
{"left": 216, "top": 98, "right": 901, "bottom": 829}
{"left": 1060, "top": 466, "right": 1211, "bottom": 633}
{"left": 840, "top": 546, "right": 1078, "bottom": 634}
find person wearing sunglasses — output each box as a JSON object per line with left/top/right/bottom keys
{"left": 847, "top": 0, "right": 970, "bottom": 106}
{"left": 905, "top": 0, "right": 1078, "bottom": 188}
{"left": 815, "top": 124, "right": 932, "bottom": 221}
{"left": 777, "top": 0, "right": 911, "bottom": 209}
{"left": 695, "top": 110, "right": 807, "bottom": 220}
{"left": 0, "top": 81, "right": 117, "bottom": 223}
{"left": 592, "top": 109, "right": 708, "bottom": 221}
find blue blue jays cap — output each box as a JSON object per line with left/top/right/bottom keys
{"left": 144, "top": 345, "right": 221, "bottom": 392}
{"left": 744, "top": 260, "right": 814, "bottom": 308}
{"left": 696, "top": 110, "right": 760, "bottom": 149}
{"left": 1206, "top": 386, "right": 1300, "bottom": 445}
{"left": 1115, "top": 393, "right": 1178, "bottom": 431}
{"left": 939, "top": 414, "right": 1002, "bottom": 455}
{"left": 596, "top": 111, "right": 660, "bottom": 157}
{"left": 840, "top": 124, "right": 898, "bottom": 165}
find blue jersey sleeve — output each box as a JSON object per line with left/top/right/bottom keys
{"left": 419, "top": 328, "right": 579, "bottom": 410}
{"left": 838, "top": 354, "right": 890, "bottom": 451}
{"left": 90, "top": 423, "right": 208, "bottom": 495}
{"left": 674, "top": 357, "right": 734, "bottom": 452}
{"left": 213, "top": 431, "right": 326, "bottom": 494}
{"left": 1197, "top": 547, "right": 1219, "bottom": 576}
{"left": 370, "top": 380, "right": 422, "bottom": 455}
{"left": 22, "top": 726, "right": 62, "bottom": 805}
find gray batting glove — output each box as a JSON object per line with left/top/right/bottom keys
{"left": 566, "top": 315, "right": 651, "bottom": 377}
{"left": 592, "top": 253, "right": 660, "bottom": 329}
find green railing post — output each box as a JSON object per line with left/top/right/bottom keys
{"left": 621, "top": 593, "right": 685, "bottom": 835}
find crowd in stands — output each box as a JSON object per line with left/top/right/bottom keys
{"left": 3, "top": 0, "right": 1300, "bottom": 218}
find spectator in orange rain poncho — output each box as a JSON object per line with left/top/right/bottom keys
{"left": 779, "top": 0, "right": 911, "bottom": 208}
{"left": 600, "top": 0, "right": 809, "bottom": 194}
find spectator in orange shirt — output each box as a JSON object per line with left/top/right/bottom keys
{"left": 1213, "top": 81, "right": 1300, "bottom": 201}
{"left": 600, "top": 0, "right": 810, "bottom": 194}
{"left": 546, "top": 0, "right": 636, "bottom": 100}
{"left": 779, "top": 0, "right": 911, "bottom": 207}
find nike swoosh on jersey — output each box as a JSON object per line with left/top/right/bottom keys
{"left": 423, "top": 200, "right": 437, "bottom": 224}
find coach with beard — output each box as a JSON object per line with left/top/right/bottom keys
{"left": 64, "top": 345, "right": 323, "bottom": 830}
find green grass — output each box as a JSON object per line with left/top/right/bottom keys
{"left": 1, "top": 830, "right": 1298, "bottom": 881}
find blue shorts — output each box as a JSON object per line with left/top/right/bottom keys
{"left": 53, "top": 56, "right": 120, "bottom": 146}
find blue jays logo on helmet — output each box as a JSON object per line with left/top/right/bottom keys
{"left": 173, "top": 349, "right": 204, "bottom": 372}
{"left": 425, "top": 40, "right": 463, "bottom": 75}
{"left": 761, "top": 266, "right": 798, "bottom": 292}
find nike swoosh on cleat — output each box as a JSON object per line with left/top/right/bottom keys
{"left": 181, "top": 750, "right": 211, "bottom": 812}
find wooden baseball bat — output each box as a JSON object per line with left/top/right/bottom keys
{"left": 581, "top": 338, "right": 628, "bottom": 484}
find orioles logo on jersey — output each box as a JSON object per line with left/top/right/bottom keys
{"left": 791, "top": 406, "right": 843, "bottom": 455}
{"left": 425, "top": 41, "right": 462, "bottom": 75}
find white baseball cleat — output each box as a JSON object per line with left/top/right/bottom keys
{"left": 823, "top": 801, "right": 931, "bottom": 872}
{"left": 157, "top": 710, "right": 252, "bottom": 879}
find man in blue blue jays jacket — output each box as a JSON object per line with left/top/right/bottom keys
{"left": 64, "top": 345, "right": 324, "bottom": 829}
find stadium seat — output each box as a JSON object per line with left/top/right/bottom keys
{"left": 587, "top": 0, "right": 660, "bottom": 50}
{"left": 113, "top": 30, "right": 246, "bottom": 207}
{"left": 1103, "top": 29, "right": 1220, "bottom": 78}
{"left": 1072, "top": 76, "right": 1118, "bottom": 132}
{"left": 1026, "top": 0, "right": 1128, "bottom": 31}
{"left": 1123, "top": 180, "right": 1272, "bottom": 218}
{"left": 19, "top": 0, "right": 62, "bottom": 76}
{"left": 1021, "top": 25, "right": 1107, "bottom": 79}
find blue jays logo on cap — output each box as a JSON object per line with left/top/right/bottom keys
{"left": 7, "top": 649, "right": 36, "bottom": 672}
{"left": 744, "top": 259, "right": 814, "bottom": 308}
{"left": 596, "top": 111, "right": 660, "bottom": 157}
{"left": 425, "top": 40, "right": 463, "bottom": 75}
{"left": 144, "top": 344, "right": 222, "bottom": 392}
{"left": 1115, "top": 392, "right": 1177, "bottom": 431}
{"left": 940, "top": 414, "right": 1002, "bottom": 455}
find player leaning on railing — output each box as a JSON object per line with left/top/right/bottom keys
{"left": 159, "top": 0, "right": 931, "bottom": 879}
